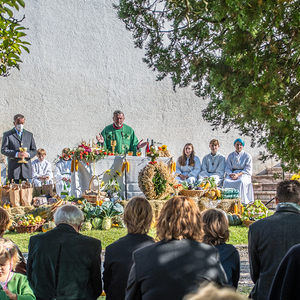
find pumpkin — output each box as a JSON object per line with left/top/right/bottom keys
{"left": 42, "top": 221, "right": 56, "bottom": 232}
{"left": 232, "top": 214, "right": 242, "bottom": 225}
{"left": 227, "top": 214, "right": 234, "bottom": 226}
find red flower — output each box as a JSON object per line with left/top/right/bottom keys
{"left": 59, "top": 156, "right": 62, "bottom": 159}
{"left": 72, "top": 152, "right": 74, "bottom": 155}
{"left": 99, "top": 150, "right": 102, "bottom": 153}
{"left": 178, "top": 184, "right": 182, "bottom": 187}
{"left": 68, "top": 155, "right": 71, "bottom": 158}
{"left": 104, "top": 152, "right": 107, "bottom": 155}
{"left": 86, "top": 162, "right": 89, "bottom": 166}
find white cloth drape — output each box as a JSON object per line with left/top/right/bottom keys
{"left": 199, "top": 152, "right": 226, "bottom": 185}
{"left": 54, "top": 160, "right": 71, "bottom": 197}
{"left": 176, "top": 156, "right": 201, "bottom": 184}
{"left": 31, "top": 159, "right": 53, "bottom": 187}
{"left": 223, "top": 150, "right": 254, "bottom": 204}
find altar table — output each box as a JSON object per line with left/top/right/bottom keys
{"left": 71, "top": 156, "right": 171, "bottom": 199}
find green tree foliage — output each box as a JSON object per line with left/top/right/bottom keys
{"left": 116, "top": 0, "right": 300, "bottom": 171}
{"left": 0, "top": 0, "right": 29, "bottom": 76}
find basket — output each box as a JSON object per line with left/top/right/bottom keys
{"left": 81, "top": 175, "right": 106, "bottom": 204}
{"left": 180, "top": 189, "right": 207, "bottom": 198}
{"left": 243, "top": 219, "right": 255, "bottom": 227}
{"left": 15, "top": 221, "right": 45, "bottom": 233}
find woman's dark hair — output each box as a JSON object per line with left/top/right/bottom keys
{"left": 178, "top": 143, "right": 195, "bottom": 167}
{"left": 202, "top": 209, "right": 229, "bottom": 246}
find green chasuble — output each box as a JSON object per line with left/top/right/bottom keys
{"left": 99, "top": 124, "right": 139, "bottom": 155}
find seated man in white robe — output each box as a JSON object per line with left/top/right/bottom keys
{"left": 31, "top": 148, "right": 53, "bottom": 187}
{"left": 223, "top": 138, "right": 254, "bottom": 204}
{"left": 54, "top": 148, "right": 72, "bottom": 198}
{"left": 199, "top": 139, "right": 225, "bottom": 185}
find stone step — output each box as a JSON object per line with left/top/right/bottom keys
{"left": 252, "top": 175, "right": 285, "bottom": 183}
{"left": 254, "top": 190, "right": 276, "bottom": 201}
{"left": 252, "top": 183, "right": 277, "bottom": 191}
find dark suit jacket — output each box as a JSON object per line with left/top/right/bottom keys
{"left": 1, "top": 128, "right": 37, "bottom": 180}
{"left": 248, "top": 205, "right": 300, "bottom": 300}
{"left": 27, "top": 223, "right": 102, "bottom": 300}
{"left": 125, "top": 239, "right": 227, "bottom": 300}
{"left": 268, "top": 243, "right": 300, "bottom": 300}
{"left": 103, "top": 233, "right": 155, "bottom": 300}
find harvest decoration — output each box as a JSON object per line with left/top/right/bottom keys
{"left": 241, "top": 200, "right": 268, "bottom": 221}
{"left": 138, "top": 161, "right": 176, "bottom": 200}
{"left": 158, "top": 144, "right": 171, "bottom": 157}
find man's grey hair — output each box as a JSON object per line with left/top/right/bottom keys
{"left": 113, "top": 110, "right": 124, "bottom": 117}
{"left": 54, "top": 204, "right": 84, "bottom": 226}
{"left": 13, "top": 114, "right": 25, "bottom": 122}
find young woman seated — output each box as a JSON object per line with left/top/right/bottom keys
{"left": 175, "top": 143, "right": 201, "bottom": 184}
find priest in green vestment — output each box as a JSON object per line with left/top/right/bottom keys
{"left": 96, "top": 110, "right": 146, "bottom": 155}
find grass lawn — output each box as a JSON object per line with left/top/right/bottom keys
{"left": 6, "top": 225, "right": 249, "bottom": 253}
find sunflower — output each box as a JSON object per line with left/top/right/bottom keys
{"left": 104, "top": 169, "right": 111, "bottom": 174}
{"left": 115, "top": 171, "right": 122, "bottom": 177}
{"left": 161, "top": 145, "right": 167, "bottom": 151}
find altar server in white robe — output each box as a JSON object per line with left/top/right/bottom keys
{"left": 32, "top": 148, "right": 53, "bottom": 187}
{"left": 223, "top": 138, "right": 254, "bottom": 204}
{"left": 176, "top": 143, "right": 201, "bottom": 184}
{"left": 199, "top": 139, "right": 226, "bottom": 185}
{"left": 54, "top": 148, "right": 72, "bottom": 197}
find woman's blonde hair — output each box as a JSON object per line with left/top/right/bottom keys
{"left": 184, "top": 282, "right": 247, "bottom": 300}
{"left": 156, "top": 196, "right": 202, "bottom": 241}
{"left": 0, "top": 238, "right": 20, "bottom": 271}
{"left": 123, "top": 197, "right": 153, "bottom": 234}
{"left": 178, "top": 143, "right": 196, "bottom": 167}
{"left": 0, "top": 208, "right": 10, "bottom": 237}
{"left": 202, "top": 209, "right": 229, "bottom": 246}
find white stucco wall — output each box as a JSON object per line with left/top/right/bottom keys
{"left": 0, "top": 0, "right": 272, "bottom": 174}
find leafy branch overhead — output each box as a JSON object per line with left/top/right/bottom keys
{"left": 115, "top": 0, "right": 300, "bottom": 171}
{"left": 0, "top": 0, "right": 30, "bottom": 76}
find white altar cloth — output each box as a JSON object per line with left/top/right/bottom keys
{"left": 71, "top": 156, "right": 171, "bottom": 199}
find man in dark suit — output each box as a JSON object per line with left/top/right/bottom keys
{"left": 27, "top": 205, "right": 102, "bottom": 300}
{"left": 1, "top": 114, "right": 37, "bottom": 181}
{"left": 248, "top": 180, "right": 300, "bottom": 300}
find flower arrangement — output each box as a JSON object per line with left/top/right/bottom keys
{"left": 291, "top": 172, "right": 300, "bottom": 182}
{"left": 72, "top": 141, "right": 109, "bottom": 162}
{"left": 103, "top": 169, "right": 121, "bottom": 196}
{"left": 146, "top": 146, "right": 159, "bottom": 163}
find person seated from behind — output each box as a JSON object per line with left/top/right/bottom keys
{"left": 125, "top": 196, "right": 227, "bottom": 300}
{"left": 176, "top": 143, "right": 201, "bottom": 184}
{"left": 54, "top": 148, "right": 71, "bottom": 198}
{"left": 202, "top": 209, "right": 240, "bottom": 289}
{"left": 103, "top": 196, "right": 155, "bottom": 300}
{"left": 31, "top": 148, "right": 53, "bottom": 187}
{"left": 0, "top": 208, "right": 26, "bottom": 275}
{"left": 0, "top": 238, "right": 35, "bottom": 300}
{"left": 199, "top": 139, "right": 225, "bottom": 185}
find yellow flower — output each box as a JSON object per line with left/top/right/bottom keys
{"left": 104, "top": 169, "right": 111, "bottom": 174}
{"left": 115, "top": 171, "right": 122, "bottom": 177}
{"left": 101, "top": 181, "right": 105, "bottom": 187}
{"left": 291, "top": 174, "right": 297, "bottom": 180}
{"left": 161, "top": 145, "right": 167, "bottom": 151}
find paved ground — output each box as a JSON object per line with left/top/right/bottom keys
{"left": 236, "top": 245, "right": 253, "bottom": 295}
